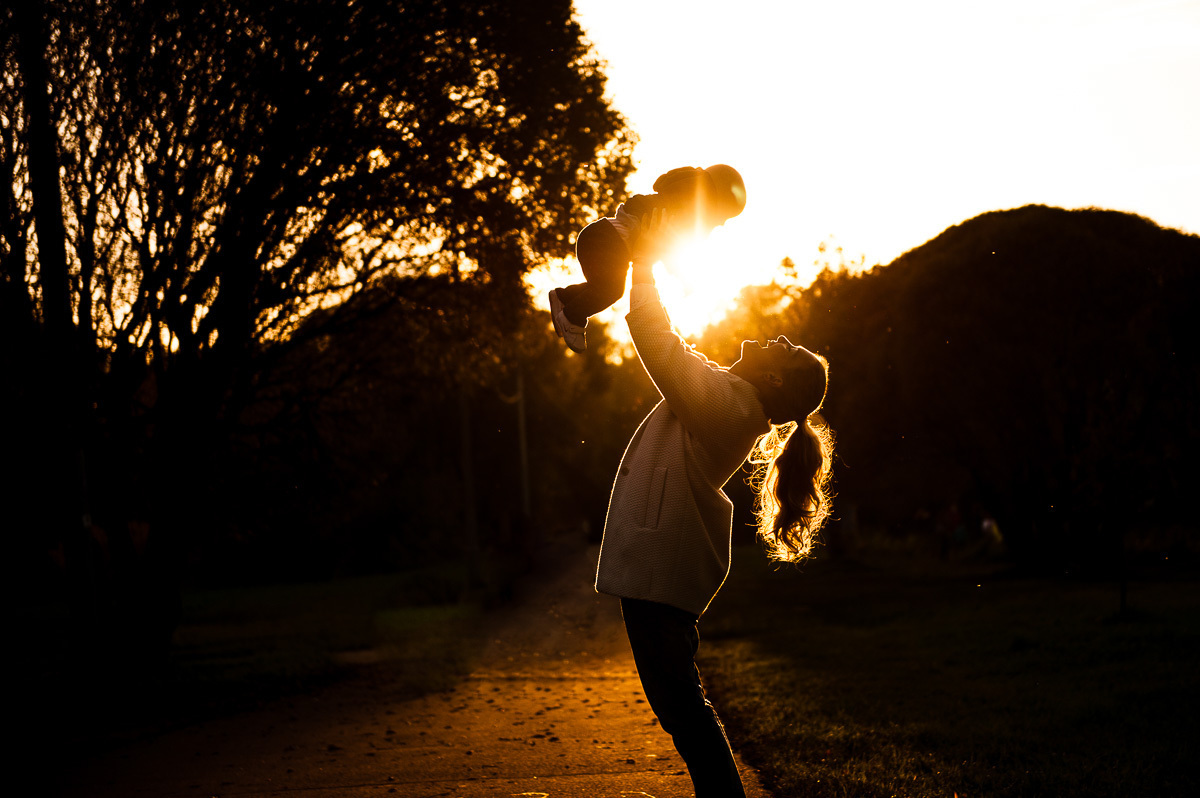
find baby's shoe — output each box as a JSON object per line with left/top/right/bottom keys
{"left": 549, "top": 289, "right": 587, "bottom": 353}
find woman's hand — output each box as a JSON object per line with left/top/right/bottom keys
{"left": 632, "top": 208, "right": 673, "bottom": 264}
{"left": 631, "top": 208, "right": 672, "bottom": 284}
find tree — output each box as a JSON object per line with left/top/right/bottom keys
{"left": 2, "top": 0, "right": 634, "bottom": 634}
{"left": 220, "top": 273, "right": 662, "bottom": 583}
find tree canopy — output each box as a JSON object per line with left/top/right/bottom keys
{"left": 3, "top": 0, "right": 632, "bottom": 374}
{"left": 2, "top": 0, "right": 634, "bottom": 589}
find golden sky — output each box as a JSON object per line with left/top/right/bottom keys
{"left": 546, "top": 0, "right": 1200, "bottom": 337}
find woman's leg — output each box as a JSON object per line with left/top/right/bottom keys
{"left": 620, "top": 597, "right": 747, "bottom": 798}
{"left": 557, "top": 219, "right": 630, "bottom": 325}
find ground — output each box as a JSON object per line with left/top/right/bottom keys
{"left": 51, "top": 545, "right": 771, "bottom": 798}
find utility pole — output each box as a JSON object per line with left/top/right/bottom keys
{"left": 458, "top": 387, "right": 482, "bottom": 587}
{"left": 515, "top": 369, "right": 531, "bottom": 522}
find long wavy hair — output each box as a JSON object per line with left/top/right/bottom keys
{"left": 748, "top": 356, "right": 835, "bottom": 562}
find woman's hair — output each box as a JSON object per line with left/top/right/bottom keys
{"left": 748, "top": 353, "right": 834, "bottom": 562}
{"left": 749, "top": 417, "right": 835, "bottom": 562}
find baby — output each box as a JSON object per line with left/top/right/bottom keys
{"left": 549, "top": 164, "right": 746, "bottom": 352}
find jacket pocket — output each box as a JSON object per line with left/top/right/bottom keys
{"left": 644, "top": 466, "right": 668, "bottom": 529}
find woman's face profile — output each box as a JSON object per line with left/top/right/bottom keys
{"left": 730, "top": 336, "right": 822, "bottom": 423}
{"left": 737, "top": 336, "right": 815, "bottom": 373}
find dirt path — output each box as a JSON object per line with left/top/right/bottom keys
{"left": 54, "top": 545, "right": 772, "bottom": 797}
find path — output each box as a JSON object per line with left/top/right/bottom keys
{"left": 53, "top": 545, "right": 772, "bottom": 797}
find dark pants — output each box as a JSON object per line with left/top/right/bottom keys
{"left": 557, "top": 218, "right": 630, "bottom": 325}
{"left": 620, "top": 597, "right": 747, "bottom": 798}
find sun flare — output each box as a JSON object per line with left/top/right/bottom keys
{"left": 653, "top": 226, "right": 752, "bottom": 336}
{"left": 530, "top": 216, "right": 795, "bottom": 351}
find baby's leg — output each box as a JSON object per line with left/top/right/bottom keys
{"left": 557, "top": 220, "right": 630, "bottom": 325}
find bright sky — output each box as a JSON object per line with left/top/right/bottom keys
{"left": 533, "top": 0, "right": 1200, "bottom": 338}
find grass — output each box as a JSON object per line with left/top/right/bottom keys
{"left": 19, "top": 560, "right": 491, "bottom": 753}
{"left": 699, "top": 546, "right": 1200, "bottom": 798}
{"left": 170, "top": 563, "right": 485, "bottom": 712}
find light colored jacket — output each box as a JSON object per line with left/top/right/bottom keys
{"left": 594, "top": 284, "right": 770, "bottom": 616}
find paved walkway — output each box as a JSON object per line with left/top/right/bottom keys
{"left": 54, "top": 546, "right": 771, "bottom": 797}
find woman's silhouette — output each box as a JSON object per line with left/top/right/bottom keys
{"left": 594, "top": 210, "right": 834, "bottom": 798}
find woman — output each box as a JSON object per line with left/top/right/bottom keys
{"left": 594, "top": 211, "right": 834, "bottom": 798}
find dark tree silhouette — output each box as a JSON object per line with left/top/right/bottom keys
{"left": 698, "top": 206, "right": 1200, "bottom": 568}
{"left": 223, "top": 274, "right": 661, "bottom": 583}
{"left": 2, "top": 0, "right": 633, "bottom": 642}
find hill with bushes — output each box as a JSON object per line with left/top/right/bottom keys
{"left": 705, "top": 205, "right": 1200, "bottom": 567}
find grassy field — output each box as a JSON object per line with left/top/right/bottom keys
{"left": 19, "top": 559, "right": 492, "bottom": 751}
{"left": 170, "top": 562, "right": 486, "bottom": 713}
{"left": 699, "top": 546, "right": 1200, "bottom": 798}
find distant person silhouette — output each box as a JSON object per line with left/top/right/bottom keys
{"left": 549, "top": 164, "right": 746, "bottom": 352}
{"left": 593, "top": 210, "right": 833, "bottom": 798}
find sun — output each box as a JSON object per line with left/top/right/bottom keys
{"left": 653, "top": 235, "right": 739, "bottom": 335}
{"left": 527, "top": 215, "right": 790, "bottom": 350}
{"left": 652, "top": 219, "right": 780, "bottom": 337}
